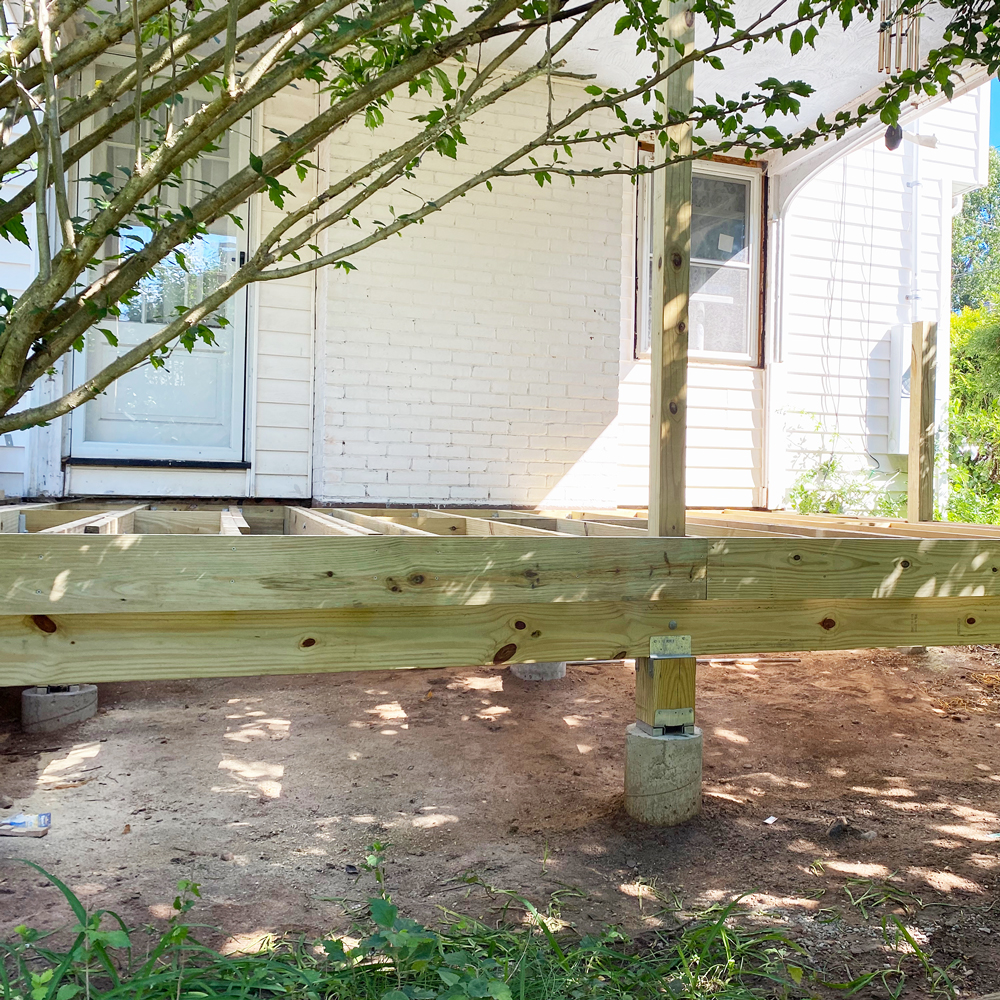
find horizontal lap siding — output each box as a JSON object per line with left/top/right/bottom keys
{"left": 777, "top": 88, "right": 986, "bottom": 503}
{"left": 251, "top": 90, "right": 317, "bottom": 498}
{"left": 617, "top": 362, "right": 764, "bottom": 508}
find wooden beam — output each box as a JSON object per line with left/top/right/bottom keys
{"left": 284, "top": 507, "right": 377, "bottom": 536}
{"left": 319, "top": 508, "right": 436, "bottom": 536}
{"left": 0, "top": 535, "right": 709, "bottom": 615}
{"left": 37, "top": 505, "right": 148, "bottom": 534}
{"left": 223, "top": 507, "right": 252, "bottom": 535}
{"left": 648, "top": 0, "right": 694, "bottom": 539}
{"left": 417, "top": 510, "right": 573, "bottom": 537}
{"left": 132, "top": 510, "right": 225, "bottom": 534}
{"left": 6, "top": 595, "right": 1000, "bottom": 686}
{"left": 706, "top": 537, "right": 1000, "bottom": 600}
{"left": 908, "top": 320, "right": 937, "bottom": 522}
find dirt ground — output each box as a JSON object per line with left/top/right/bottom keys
{"left": 2, "top": 646, "right": 999, "bottom": 992}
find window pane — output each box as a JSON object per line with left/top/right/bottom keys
{"left": 690, "top": 264, "right": 749, "bottom": 355}
{"left": 691, "top": 176, "right": 749, "bottom": 263}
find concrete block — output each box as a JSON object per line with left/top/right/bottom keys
{"left": 509, "top": 661, "right": 566, "bottom": 681}
{"left": 22, "top": 685, "right": 98, "bottom": 734}
{"left": 624, "top": 724, "right": 702, "bottom": 826}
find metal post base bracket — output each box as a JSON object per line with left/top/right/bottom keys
{"left": 635, "top": 634, "right": 696, "bottom": 736}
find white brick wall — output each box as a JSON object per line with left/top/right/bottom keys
{"left": 314, "top": 76, "right": 623, "bottom": 506}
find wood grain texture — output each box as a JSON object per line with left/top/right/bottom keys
{"left": 285, "top": 507, "right": 377, "bottom": 535}
{"left": 320, "top": 508, "right": 436, "bottom": 536}
{"left": 0, "top": 535, "right": 709, "bottom": 615}
{"left": 707, "top": 537, "right": 1000, "bottom": 600}
{"left": 4, "top": 596, "right": 1000, "bottom": 686}
{"left": 635, "top": 655, "right": 697, "bottom": 727}
{"left": 908, "top": 320, "right": 937, "bottom": 523}
{"left": 133, "top": 510, "right": 224, "bottom": 534}
{"left": 648, "top": 0, "right": 694, "bottom": 538}
{"left": 418, "top": 510, "right": 573, "bottom": 537}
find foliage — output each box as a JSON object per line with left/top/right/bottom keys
{"left": 0, "top": 858, "right": 966, "bottom": 1000}
{"left": 952, "top": 147, "right": 1000, "bottom": 311}
{"left": 786, "top": 453, "right": 905, "bottom": 517}
{"left": 0, "top": 0, "right": 987, "bottom": 433}
{"left": 945, "top": 305, "right": 1000, "bottom": 522}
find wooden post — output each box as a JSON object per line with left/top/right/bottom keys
{"left": 648, "top": 1, "right": 694, "bottom": 538}
{"left": 634, "top": 655, "right": 697, "bottom": 731}
{"left": 634, "top": 633, "right": 696, "bottom": 732}
{"left": 908, "top": 320, "right": 937, "bottom": 522}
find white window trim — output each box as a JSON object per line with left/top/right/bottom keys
{"left": 635, "top": 156, "right": 763, "bottom": 367}
{"left": 67, "top": 60, "right": 254, "bottom": 464}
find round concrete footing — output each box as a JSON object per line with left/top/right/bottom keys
{"left": 624, "top": 724, "right": 702, "bottom": 825}
{"left": 22, "top": 685, "right": 98, "bottom": 734}
{"left": 509, "top": 661, "right": 567, "bottom": 681}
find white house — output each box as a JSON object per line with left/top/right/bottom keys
{"left": 0, "top": 10, "right": 990, "bottom": 508}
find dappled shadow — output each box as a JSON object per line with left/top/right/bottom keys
{"left": 2, "top": 645, "right": 999, "bottom": 986}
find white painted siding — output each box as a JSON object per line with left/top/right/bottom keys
{"left": 771, "top": 86, "right": 988, "bottom": 506}
{"left": 249, "top": 89, "right": 317, "bottom": 499}
{"left": 617, "top": 362, "right": 764, "bottom": 508}
{"left": 314, "top": 77, "right": 622, "bottom": 507}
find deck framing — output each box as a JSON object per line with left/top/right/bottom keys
{"left": 3, "top": 502, "right": 1000, "bottom": 687}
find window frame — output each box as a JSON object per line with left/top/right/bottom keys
{"left": 633, "top": 151, "right": 764, "bottom": 367}
{"left": 67, "top": 60, "right": 254, "bottom": 464}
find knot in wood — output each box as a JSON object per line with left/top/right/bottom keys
{"left": 493, "top": 643, "right": 518, "bottom": 664}
{"left": 670, "top": 251, "right": 683, "bottom": 269}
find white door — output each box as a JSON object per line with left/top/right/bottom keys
{"left": 71, "top": 90, "right": 250, "bottom": 463}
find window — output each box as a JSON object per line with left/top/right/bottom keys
{"left": 634, "top": 156, "right": 762, "bottom": 365}
{"left": 70, "top": 74, "right": 251, "bottom": 463}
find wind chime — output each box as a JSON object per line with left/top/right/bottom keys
{"left": 878, "top": 0, "right": 922, "bottom": 73}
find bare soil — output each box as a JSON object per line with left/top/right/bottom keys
{"left": 2, "top": 647, "right": 999, "bottom": 992}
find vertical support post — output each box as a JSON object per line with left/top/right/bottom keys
{"left": 634, "top": 655, "right": 697, "bottom": 732}
{"left": 625, "top": 635, "right": 702, "bottom": 825}
{"left": 908, "top": 320, "right": 937, "bottom": 522}
{"left": 648, "top": 2, "right": 694, "bottom": 538}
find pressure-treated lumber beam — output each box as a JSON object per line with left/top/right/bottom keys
{"left": 648, "top": 0, "right": 694, "bottom": 539}
{"left": 284, "top": 507, "right": 378, "bottom": 536}
{"left": 318, "top": 508, "right": 436, "bottom": 536}
{"left": 5, "top": 595, "right": 1000, "bottom": 686}
{"left": 417, "top": 509, "right": 573, "bottom": 536}
{"left": 223, "top": 507, "right": 251, "bottom": 535}
{"left": 0, "top": 535, "right": 709, "bottom": 615}
{"left": 38, "top": 505, "right": 148, "bottom": 534}
{"left": 0, "top": 502, "right": 61, "bottom": 533}
{"left": 351, "top": 510, "right": 468, "bottom": 534}
{"left": 908, "top": 320, "right": 937, "bottom": 523}
{"left": 132, "top": 510, "right": 226, "bottom": 534}
{"left": 705, "top": 536, "right": 1000, "bottom": 600}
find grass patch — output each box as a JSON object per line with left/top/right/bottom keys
{"left": 0, "top": 850, "right": 961, "bottom": 1000}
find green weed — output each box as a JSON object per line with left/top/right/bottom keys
{"left": 0, "top": 856, "right": 970, "bottom": 1000}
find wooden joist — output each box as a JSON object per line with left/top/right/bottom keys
{"left": 285, "top": 507, "right": 378, "bottom": 536}
{"left": 38, "top": 505, "right": 148, "bottom": 534}
{"left": 318, "top": 508, "right": 437, "bottom": 536}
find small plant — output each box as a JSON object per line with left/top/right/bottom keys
{"left": 787, "top": 453, "right": 905, "bottom": 518}
{"left": 0, "top": 858, "right": 974, "bottom": 1000}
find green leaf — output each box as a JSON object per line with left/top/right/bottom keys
{"left": 249, "top": 152, "right": 263, "bottom": 174}
{"left": 438, "top": 969, "right": 460, "bottom": 987}
{"left": 369, "top": 897, "right": 398, "bottom": 928}
{"left": 789, "top": 28, "right": 803, "bottom": 54}
{"left": 0, "top": 213, "right": 30, "bottom": 247}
